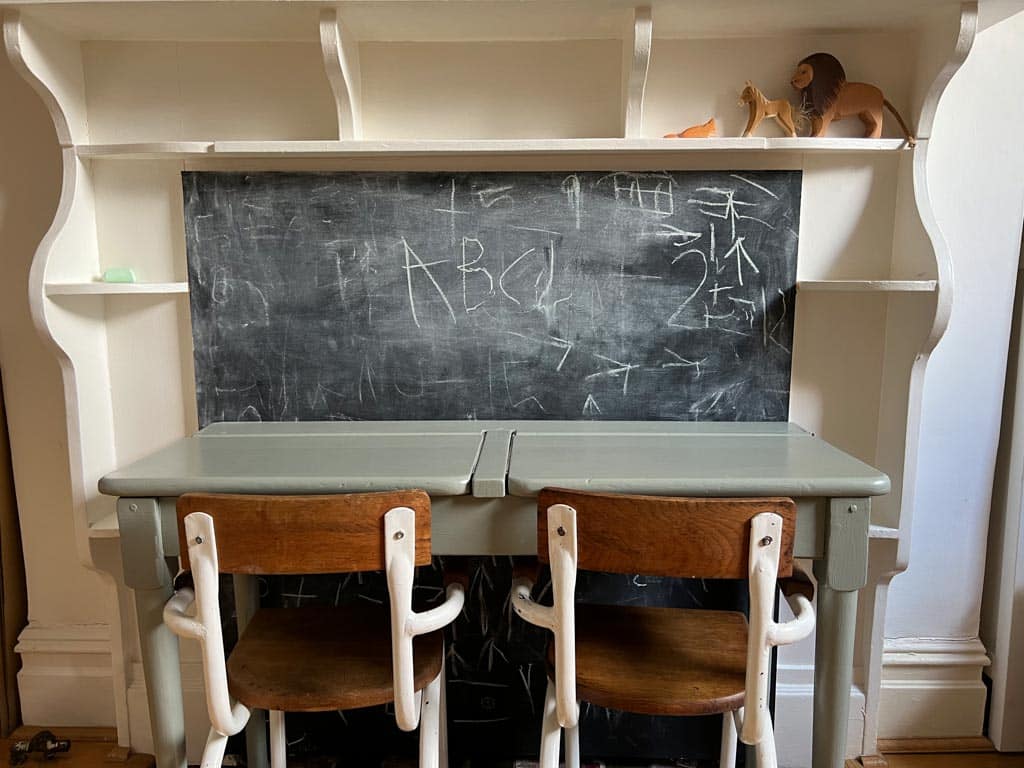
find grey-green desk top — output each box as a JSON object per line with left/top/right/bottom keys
{"left": 98, "top": 421, "right": 889, "bottom": 499}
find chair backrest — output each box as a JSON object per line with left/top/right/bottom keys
{"left": 177, "top": 490, "right": 432, "bottom": 575}
{"left": 536, "top": 488, "right": 796, "bottom": 579}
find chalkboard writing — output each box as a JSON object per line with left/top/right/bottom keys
{"left": 183, "top": 170, "right": 800, "bottom": 426}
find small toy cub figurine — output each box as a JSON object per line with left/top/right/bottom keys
{"left": 739, "top": 81, "right": 798, "bottom": 137}
{"left": 664, "top": 117, "right": 717, "bottom": 138}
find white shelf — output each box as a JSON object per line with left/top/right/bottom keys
{"left": 74, "top": 142, "right": 214, "bottom": 159}
{"left": 45, "top": 281, "right": 189, "bottom": 296}
{"left": 869, "top": 524, "right": 901, "bottom": 540}
{"left": 74, "top": 137, "right": 912, "bottom": 160}
{"left": 88, "top": 512, "right": 120, "bottom": 539}
{"left": 797, "top": 280, "right": 937, "bottom": 293}
{"left": 17, "top": 1, "right": 960, "bottom": 44}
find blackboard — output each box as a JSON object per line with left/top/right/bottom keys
{"left": 183, "top": 170, "right": 800, "bottom": 427}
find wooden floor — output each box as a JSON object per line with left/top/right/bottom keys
{"left": 2, "top": 726, "right": 1022, "bottom": 768}
{"left": 851, "top": 757, "right": 1024, "bottom": 768}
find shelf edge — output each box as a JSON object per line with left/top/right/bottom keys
{"left": 45, "top": 281, "right": 190, "bottom": 295}
{"left": 71, "top": 136, "right": 913, "bottom": 160}
{"left": 797, "top": 280, "right": 938, "bottom": 293}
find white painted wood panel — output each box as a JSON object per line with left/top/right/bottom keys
{"left": 358, "top": 40, "right": 622, "bottom": 140}
{"left": 81, "top": 42, "right": 337, "bottom": 142}
{"left": 797, "top": 155, "right": 901, "bottom": 282}
{"left": 106, "top": 294, "right": 194, "bottom": 465}
{"left": 92, "top": 160, "right": 187, "bottom": 283}
{"left": 790, "top": 291, "right": 887, "bottom": 466}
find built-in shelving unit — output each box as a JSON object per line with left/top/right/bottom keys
{"left": 1, "top": 0, "right": 976, "bottom": 761}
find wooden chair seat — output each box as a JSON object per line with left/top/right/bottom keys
{"left": 227, "top": 604, "right": 443, "bottom": 712}
{"left": 546, "top": 603, "right": 748, "bottom": 716}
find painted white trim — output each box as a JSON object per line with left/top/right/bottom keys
{"left": 319, "top": 8, "right": 362, "bottom": 140}
{"left": 883, "top": 636, "right": 990, "bottom": 667}
{"left": 877, "top": 638, "right": 989, "bottom": 739}
{"left": 15, "top": 623, "right": 117, "bottom": 727}
{"left": 622, "top": 6, "right": 651, "bottom": 138}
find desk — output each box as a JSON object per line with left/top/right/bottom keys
{"left": 100, "top": 421, "right": 889, "bottom": 768}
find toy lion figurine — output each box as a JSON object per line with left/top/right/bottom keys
{"left": 790, "top": 52, "right": 915, "bottom": 146}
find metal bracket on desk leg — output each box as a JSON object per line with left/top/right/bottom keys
{"left": 823, "top": 498, "right": 870, "bottom": 591}
{"left": 812, "top": 498, "right": 870, "bottom": 768}
{"left": 118, "top": 498, "right": 186, "bottom": 768}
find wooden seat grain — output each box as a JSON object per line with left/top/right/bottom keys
{"left": 547, "top": 603, "right": 748, "bottom": 716}
{"left": 226, "top": 605, "right": 443, "bottom": 712}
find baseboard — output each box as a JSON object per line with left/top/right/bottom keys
{"left": 877, "top": 638, "right": 990, "bottom": 739}
{"left": 774, "top": 664, "right": 865, "bottom": 768}
{"left": 15, "top": 623, "right": 116, "bottom": 727}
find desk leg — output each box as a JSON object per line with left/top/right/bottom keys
{"left": 234, "top": 574, "right": 268, "bottom": 768}
{"left": 118, "top": 498, "right": 186, "bottom": 768}
{"left": 812, "top": 498, "right": 870, "bottom": 768}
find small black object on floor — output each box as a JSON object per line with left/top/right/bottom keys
{"left": 10, "top": 730, "right": 72, "bottom": 766}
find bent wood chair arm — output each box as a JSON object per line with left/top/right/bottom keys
{"left": 166, "top": 513, "right": 251, "bottom": 739}
{"left": 385, "top": 506, "right": 463, "bottom": 732}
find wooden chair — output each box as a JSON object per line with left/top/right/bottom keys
{"left": 162, "top": 491, "right": 465, "bottom": 768}
{"left": 511, "top": 489, "right": 816, "bottom": 768}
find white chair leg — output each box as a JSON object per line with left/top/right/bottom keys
{"left": 200, "top": 727, "right": 229, "bottom": 768}
{"left": 539, "top": 677, "right": 561, "bottom": 768}
{"left": 438, "top": 663, "right": 449, "bottom": 768}
{"left": 564, "top": 719, "right": 580, "bottom": 768}
{"left": 719, "top": 709, "right": 738, "bottom": 768}
{"left": 269, "top": 710, "right": 287, "bottom": 768}
{"left": 753, "top": 714, "right": 778, "bottom": 768}
{"left": 418, "top": 669, "right": 443, "bottom": 768}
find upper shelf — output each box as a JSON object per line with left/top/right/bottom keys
{"left": 76, "top": 138, "right": 913, "bottom": 160}
{"left": 9, "top": 0, "right": 962, "bottom": 42}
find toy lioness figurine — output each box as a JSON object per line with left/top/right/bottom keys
{"left": 790, "top": 52, "right": 915, "bottom": 146}
{"left": 739, "top": 81, "right": 797, "bottom": 138}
